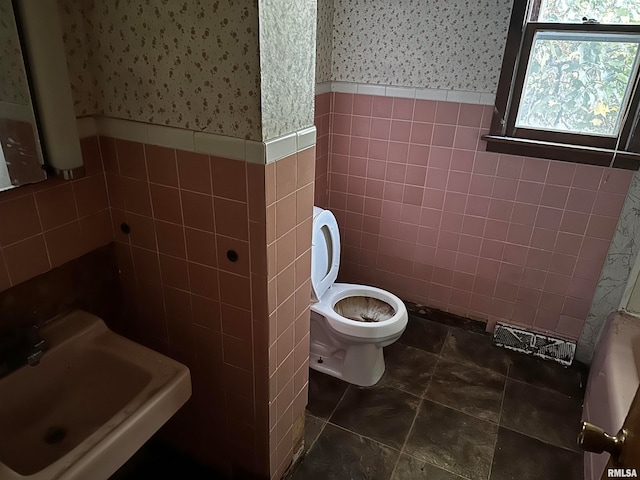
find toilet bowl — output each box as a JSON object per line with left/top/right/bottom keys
{"left": 310, "top": 206, "right": 408, "bottom": 387}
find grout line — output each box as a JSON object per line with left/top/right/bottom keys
{"left": 497, "top": 424, "right": 583, "bottom": 454}
{"left": 327, "top": 384, "right": 350, "bottom": 422}
{"left": 390, "top": 351, "right": 445, "bottom": 475}
{"left": 397, "top": 449, "right": 470, "bottom": 480}
{"left": 389, "top": 340, "right": 446, "bottom": 477}
{"left": 304, "top": 413, "right": 327, "bottom": 454}
{"left": 486, "top": 362, "right": 510, "bottom": 480}
{"left": 30, "top": 188, "right": 51, "bottom": 270}
{"left": 389, "top": 395, "right": 423, "bottom": 477}
{"left": 505, "top": 375, "right": 580, "bottom": 402}
{"left": 139, "top": 142, "right": 174, "bottom": 348}
{"left": 419, "top": 393, "right": 503, "bottom": 427}
{"left": 324, "top": 421, "right": 403, "bottom": 456}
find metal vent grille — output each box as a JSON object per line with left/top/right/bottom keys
{"left": 493, "top": 326, "right": 535, "bottom": 351}
{"left": 492, "top": 323, "right": 576, "bottom": 366}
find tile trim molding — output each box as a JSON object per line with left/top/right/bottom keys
{"left": 75, "top": 80, "right": 492, "bottom": 161}
{"left": 315, "top": 81, "right": 497, "bottom": 106}
{"left": 75, "top": 115, "right": 316, "bottom": 164}
{"left": 0, "top": 101, "right": 34, "bottom": 123}
{"left": 76, "top": 116, "right": 98, "bottom": 139}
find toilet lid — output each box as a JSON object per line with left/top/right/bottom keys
{"left": 311, "top": 207, "right": 341, "bottom": 301}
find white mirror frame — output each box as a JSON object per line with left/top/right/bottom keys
{"left": 17, "top": 0, "right": 84, "bottom": 179}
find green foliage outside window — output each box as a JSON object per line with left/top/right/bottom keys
{"left": 539, "top": 0, "right": 640, "bottom": 24}
{"left": 516, "top": 34, "right": 639, "bottom": 136}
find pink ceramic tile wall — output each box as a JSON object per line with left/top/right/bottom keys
{"left": 102, "top": 136, "right": 270, "bottom": 475}
{"left": 314, "top": 93, "right": 331, "bottom": 208}
{"left": 0, "top": 132, "right": 313, "bottom": 478}
{"left": 265, "top": 149, "right": 314, "bottom": 479}
{"left": 0, "top": 136, "right": 112, "bottom": 293}
{"left": 314, "top": 92, "right": 633, "bottom": 340}
{"left": 101, "top": 137, "right": 313, "bottom": 478}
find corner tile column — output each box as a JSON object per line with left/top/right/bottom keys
{"left": 264, "top": 146, "right": 315, "bottom": 478}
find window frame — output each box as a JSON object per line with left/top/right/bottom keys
{"left": 485, "top": 0, "right": 640, "bottom": 170}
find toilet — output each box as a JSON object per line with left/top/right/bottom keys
{"left": 309, "top": 206, "right": 408, "bottom": 387}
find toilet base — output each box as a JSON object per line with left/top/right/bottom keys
{"left": 309, "top": 341, "right": 385, "bottom": 387}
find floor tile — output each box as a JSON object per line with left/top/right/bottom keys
{"left": 508, "top": 354, "right": 586, "bottom": 399}
{"left": 330, "top": 385, "right": 420, "bottom": 450}
{"left": 391, "top": 454, "right": 465, "bottom": 480}
{"left": 379, "top": 342, "right": 438, "bottom": 396}
{"left": 304, "top": 413, "right": 326, "bottom": 451}
{"left": 490, "top": 427, "right": 582, "bottom": 480}
{"left": 425, "top": 358, "right": 505, "bottom": 423}
{"left": 441, "top": 328, "right": 511, "bottom": 375}
{"left": 500, "top": 379, "right": 582, "bottom": 451}
{"left": 306, "top": 369, "right": 349, "bottom": 419}
{"left": 292, "top": 423, "right": 400, "bottom": 480}
{"left": 398, "top": 315, "right": 449, "bottom": 354}
{"left": 405, "top": 400, "right": 498, "bottom": 480}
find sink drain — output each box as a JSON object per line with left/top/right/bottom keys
{"left": 43, "top": 426, "right": 67, "bottom": 444}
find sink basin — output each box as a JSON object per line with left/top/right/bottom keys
{"left": 0, "top": 310, "right": 191, "bottom": 479}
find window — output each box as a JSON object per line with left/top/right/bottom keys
{"left": 485, "top": 0, "right": 640, "bottom": 169}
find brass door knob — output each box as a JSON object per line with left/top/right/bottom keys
{"left": 578, "top": 421, "right": 627, "bottom": 458}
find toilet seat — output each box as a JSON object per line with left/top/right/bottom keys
{"left": 312, "top": 283, "right": 408, "bottom": 341}
{"left": 310, "top": 207, "right": 340, "bottom": 302}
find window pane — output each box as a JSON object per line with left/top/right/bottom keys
{"left": 515, "top": 31, "right": 640, "bottom": 136}
{"left": 538, "top": 0, "right": 640, "bottom": 24}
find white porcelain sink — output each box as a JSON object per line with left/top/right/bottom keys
{"left": 0, "top": 310, "right": 191, "bottom": 480}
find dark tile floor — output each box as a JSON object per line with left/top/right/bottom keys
{"left": 293, "top": 314, "right": 586, "bottom": 480}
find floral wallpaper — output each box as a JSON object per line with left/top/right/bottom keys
{"left": 59, "top": 0, "right": 263, "bottom": 140}
{"left": 315, "top": 0, "right": 333, "bottom": 84}
{"left": 0, "top": 0, "right": 30, "bottom": 105}
{"left": 259, "top": 0, "right": 316, "bottom": 141}
{"left": 57, "top": 0, "right": 100, "bottom": 116}
{"left": 331, "top": 0, "right": 513, "bottom": 93}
